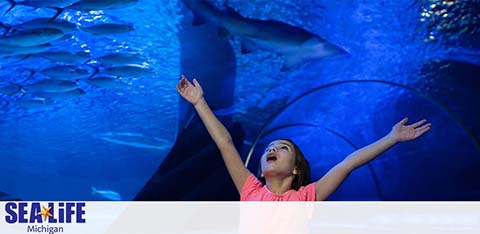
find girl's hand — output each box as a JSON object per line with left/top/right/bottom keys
{"left": 176, "top": 74, "right": 204, "bottom": 106}
{"left": 389, "top": 118, "right": 432, "bottom": 143}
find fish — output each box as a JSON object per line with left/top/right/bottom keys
{"left": 5, "top": 0, "right": 79, "bottom": 14}
{"left": 0, "top": 28, "right": 64, "bottom": 47}
{"left": 104, "top": 64, "right": 154, "bottom": 77}
{"left": 1, "top": 18, "right": 78, "bottom": 36}
{"left": 32, "top": 88, "right": 85, "bottom": 99}
{"left": 49, "top": 0, "right": 140, "bottom": 21}
{"left": 39, "top": 65, "right": 95, "bottom": 79}
{"left": 0, "top": 83, "right": 21, "bottom": 95}
{"left": 96, "top": 52, "right": 146, "bottom": 65}
{"left": 80, "top": 23, "right": 134, "bottom": 35}
{"left": 87, "top": 76, "right": 130, "bottom": 89}
{"left": 36, "top": 51, "right": 91, "bottom": 64}
{"left": 0, "top": 43, "right": 52, "bottom": 57}
{"left": 22, "top": 79, "right": 79, "bottom": 93}
{"left": 91, "top": 187, "right": 122, "bottom": 201}
{"left": 181, "top": 0, "right": 347, "bottom": 71}
{"left": 65, "top": 0, "right": 139, "bottom": 10}
{"left": 94, "top": 132, "right": 172, "bottom": 151}
{"left": 2, "top": 17, "right": 78, "bottom": 36}
{"left": 15, "top": 97, "right": 52, "bottom": 109}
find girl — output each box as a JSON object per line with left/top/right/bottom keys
{"left": 176, "top": 75, "right": 431, "bottom": 201}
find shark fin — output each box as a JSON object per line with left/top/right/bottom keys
{"left": 192, "top": 14, "right": 207, "bottom": 26}
{"left": 240, "top": 39, "right": 258, "bottom": 54}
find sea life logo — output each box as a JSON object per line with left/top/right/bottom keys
{"left": 4, "top": 202, "right": 86, "bottom": 234}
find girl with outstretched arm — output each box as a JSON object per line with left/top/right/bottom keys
{"left": 176, "top": 75, "right": 431, "bottom": 201}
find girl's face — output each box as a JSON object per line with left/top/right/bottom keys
{"left": 260, "top": 140, "right": 297, "bottom": 178}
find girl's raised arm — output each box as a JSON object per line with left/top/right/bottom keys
{"left": 314, "top": 118, "right": 431, "bottom": 201}
{"left": 176, "top": 75, "right": 250, "bottom": 193}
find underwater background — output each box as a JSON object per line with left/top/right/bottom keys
{"left": 0, "top": 0, "right": 479, "bottom": 201}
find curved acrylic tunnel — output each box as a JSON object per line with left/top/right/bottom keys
{"left": 246, "top": 80, "right": 480, "bottom": 201}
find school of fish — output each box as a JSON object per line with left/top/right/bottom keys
{"left": 0, "top": 0, "right": 153, "bottom": 110}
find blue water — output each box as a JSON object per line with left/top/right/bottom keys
{"left": 0, "top": 0, "right": 479, "bottom": 200}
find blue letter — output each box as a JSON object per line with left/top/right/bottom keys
{"left": 76, "top": 203, "right": 86, "bottom": 223}
{"left": 65, "top": 203, "right": 75, "bottom": 223}
{"left": 18, "top": 203, "right": 28, "bottom": 223}
{"left": 5, "top": 202, "right": 17, "bottom": 223}
{"left": 48, "top": 202, "right": 57, "bottom": 223}
{"left": 30, "top": 203, "right": 42, "bottom": 223}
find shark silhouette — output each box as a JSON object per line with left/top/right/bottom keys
{"left": 181, "top": 0, "right": 347, "bottom": 71}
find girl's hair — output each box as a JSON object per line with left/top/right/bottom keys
{"left": 259, "top": 138, "right": 311, "bottom": 191}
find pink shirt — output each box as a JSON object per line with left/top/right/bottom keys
{"left": 240, "top": 174, "right": 316, "bottom": 201}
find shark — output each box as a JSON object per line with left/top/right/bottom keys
{"left": 181, "top": 0, "right": 347, "bottom": 71}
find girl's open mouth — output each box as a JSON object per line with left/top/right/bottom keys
{"left": 266, "top": 154, "right": 277, "bottom": 162}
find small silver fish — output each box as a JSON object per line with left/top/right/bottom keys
{"left": 94, "top": 132, "right": 172, "bottom": 151}
{"left": 4, "top": 17, "right": 78, "bottom": 35}
{"left": 15, "top": 97, "right": 52, "bottom": 109}
{"left": 0, "top": 43, "right": 52, "bottom": 57}
{"left": 91, "top": 187, "right": 122, "bottom": 201}
{"left": 0, "top": 83, "right": 21, "bottom": 95}
{"left": 97, "top": 52, "right": 146, "bottom": 65}
{"left": 80, "top": 23, "right": 134, "bottom": 35}
{"left": 105, "top": 64, "right": 154, "bottom": 77}
{"left": 0, "top": 28, "right": 64, "bottom": 47}
{"left": 67, "top": 0, "right": 139, "bottom": 11}
{"left": 37, "top": 51, "right": 91, "bottom": 64}
{"left": 23, "top": 79, "right": 78, "bottom": 93}
{"left": 87, "top": 76, "right": 129, "bottom": 89}
{"left": 32, "top": 88, "right": 85, "bottom": 99}
{"left": 40, "top": 65, "right": 94, "bottom": 79}
{"left": 5, "top": 0, "right": 79, "bottom": 13}
{"left": 48, "top": 0, "right": 140, "bottom": 21}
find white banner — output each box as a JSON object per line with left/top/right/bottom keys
{"left": 0, "top": 202, "right": 479, "bottom": 234}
